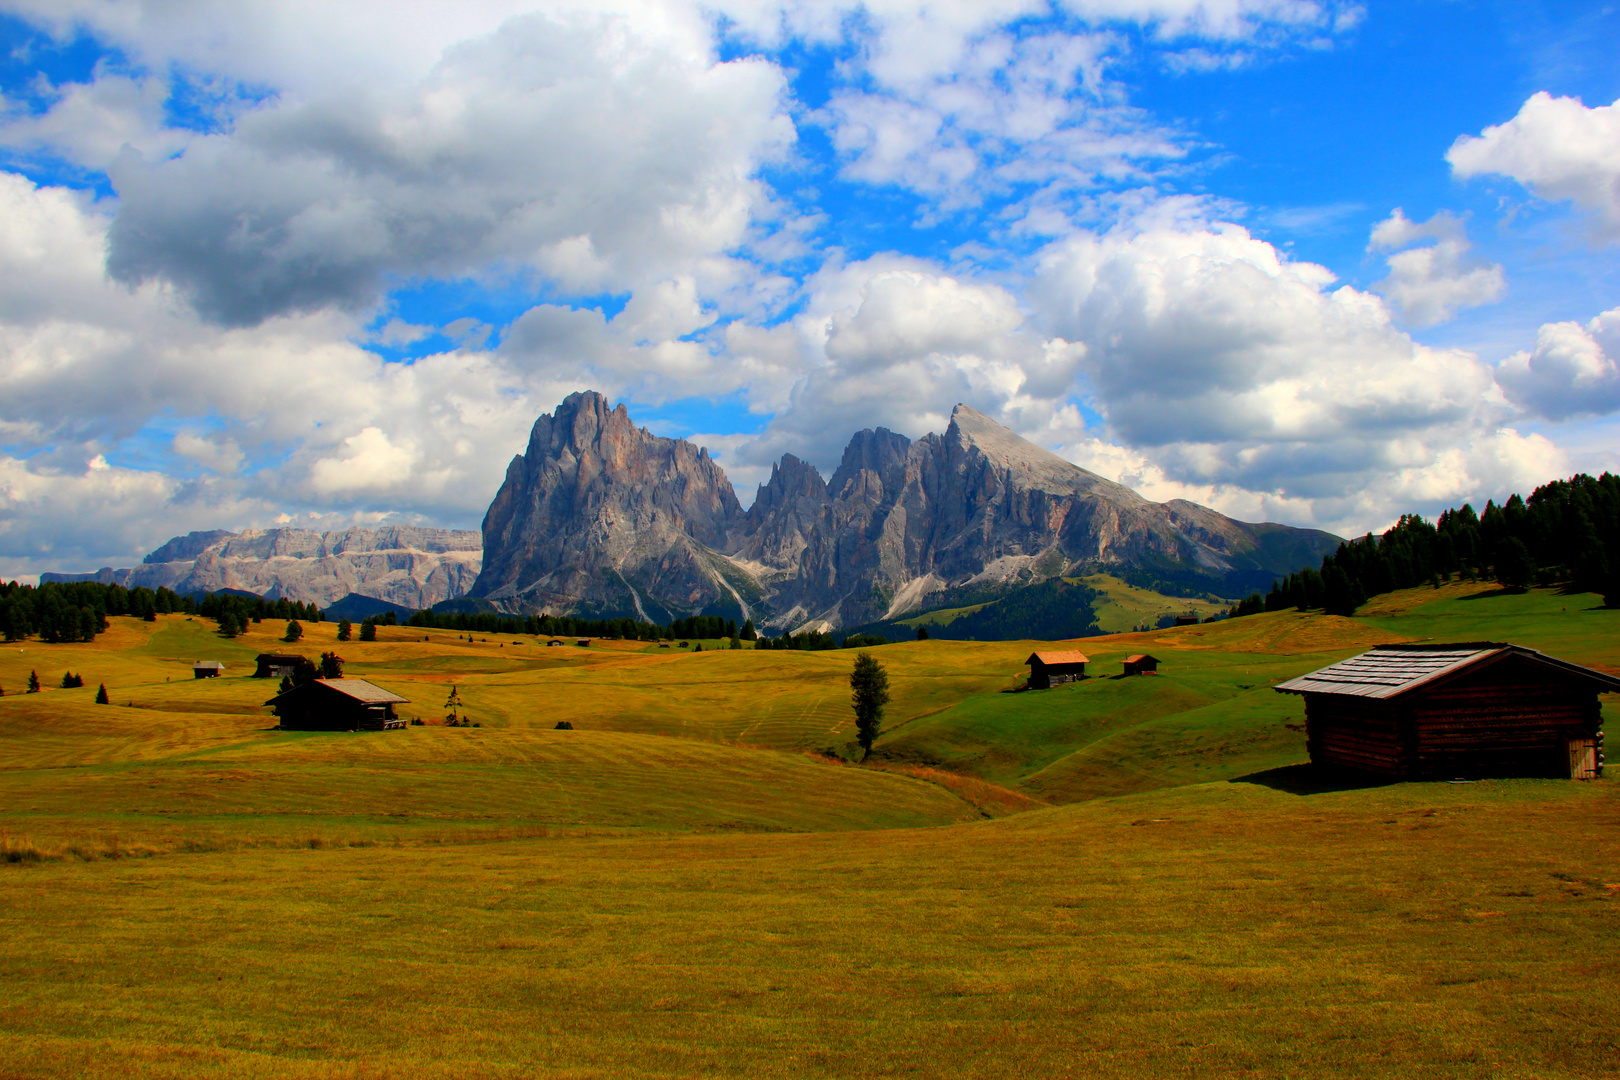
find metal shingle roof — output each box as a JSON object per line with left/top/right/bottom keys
{"left": 317, "top": 678, "right": 410, "bottom": 704}
{"left": 1027, "top": 650, "right": 1091, "bottom": 665}
{"left": 266, "top": 678, "right": 410, "bottom": 706}
{"left": 1274, "top": 642, "right": 1620, "bottom": 699}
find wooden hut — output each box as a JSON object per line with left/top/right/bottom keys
{"left": 1274, "top": 642, "right": 1617, "bottom": 780}
{"left": 1025, "top": 650, "right": 1090, "bottom": 690}
{"left": 254, "top": 653, "right": 305, "bottom": 679}
{"left": 192, "top": 661, "right": 224, "bottom": 679}
{"left": 1173, "top": 614, "right": 1200, "bottom": 626}
{"left": 1122, "top": 654, "right": 1159, "bottom": 676}
{"left": 265, "top": 678, "right": 409, "bottom": 731}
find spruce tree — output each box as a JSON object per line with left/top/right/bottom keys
{"left": 27, "top": 670, "right": 40, "bottom": 693}
{"left": 284, "top": 620, "right": 303, "bottom": 643}
{"left": 337, "top": 619, "right": 353, "bottom": 642}
{"left": 849, "top": 652, "right": 890, "bottom": 761}
{"left": 95, "top": 684, "right": 109, "bottom": 704}
{"left": 916, "top": 624, "right": 929, "bottom": 641}
{"left": 359, "top": 619, "right": 377, "bottom": 642}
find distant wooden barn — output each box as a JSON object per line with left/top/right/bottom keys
{"left": 1173, "top": 614, "right": 1200, "bottom": 627}
{"left": 266, "top": 678, "right": 410, "bottom": 732}
{"left": 254, "top": 653, "right": 304, "bottom": 679}
{"left": 1275, "top": 643, "right": 1617, "bottom": 780}
{"left": 1122, "top": 654, "right": 1159, "bottom": 676}
{"left": 192, "top": 661, "right": 224, "bottom": 679}
{"left": 1026, "top": 650, "right": 1090, "bottom": 690}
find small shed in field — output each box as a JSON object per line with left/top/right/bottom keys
{"left": 192, "top": 661, "right": 224, "bottom": 679}
{"left": 254, "top": 653, "right": 304, "bottom": 679}
{"left": 577, "top": 639, "right": 591, "bottom": 647}
{"left": 1026, "top": 650, "right": 1090, "bottom": 690}
{"left": 265, "top": 678, "right": 409, "bottom": 732}
{"left": 1122, "top": 654, "right": 1159, "bottom": 676}
{"left": 1274, "top": 642, "right": 1618, "bottom": 780}
{"left": 1173, "top": 613, "right": 1200, "bottom": 626}
{"left": 546, "top": 640, "right": 563, "bottom": 647}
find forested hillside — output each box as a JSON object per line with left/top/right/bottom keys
{"left": 1233, "top": 472, "right": 1620, "bottom": 618}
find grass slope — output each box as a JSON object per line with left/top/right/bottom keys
{"left": 2, "top": 583, "right": 1618, "bottom": 1076}
{"left": 1, "top": 777, "right": 1616, "bottom": 1078}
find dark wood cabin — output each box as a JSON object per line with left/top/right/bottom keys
{"left": 1122, "top": 654, "right": 1159, "bottom": 676}
{"left": 1274, "top": 643, "right": 1617, "bottom": 780}
{"left": 254, "top": 653, "right": 305, "bottom": 679}
{"left": 265, "top": 678, "right": 410, "bottom": 732}
{"left": 1026, "top": 650, "right": 1090, "bottom": 690}
{"left": 1173, "top": 614, "right": 1200, "bottom": 626}
{"left": 192, "top": 661, "right": 224, "bottom": 679}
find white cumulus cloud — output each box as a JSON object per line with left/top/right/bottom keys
{"left": 1496, "top": 307, "right": 1620, "bottom": 421}
{"left": 1448, "top": 92, "right": 1620, "bottom": 241}
{"left": 1368, "top": 208, "right": 1505, "bottom": 328}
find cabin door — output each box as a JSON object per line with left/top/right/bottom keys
{"left": 1566, "top": 737, "right": 1598, "bottom": 780}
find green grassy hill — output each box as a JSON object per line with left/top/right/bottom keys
{"left": 1, "top": 581, "right": 1616, "bottom": 1077}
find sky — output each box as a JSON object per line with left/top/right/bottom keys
{"left": 1, "top": 0, "right": 1618, "bottom": 579}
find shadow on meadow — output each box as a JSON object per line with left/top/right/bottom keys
{"left": 1229, "top": 762, "right": 1400, "bottom": 796}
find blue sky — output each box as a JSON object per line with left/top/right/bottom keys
{"left": 0, "top": 0, "right": 1617, "bottom": 577}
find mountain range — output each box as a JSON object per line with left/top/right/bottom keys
{"left": 42, "top": 526, "right": 481, "bottom": 610}
{"left": 470, "top": 391, "right": 1340, "bottom": 630}
{"left": 43, "top": 391, "right": 1338, "bottom": 628}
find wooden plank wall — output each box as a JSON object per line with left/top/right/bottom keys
{"left": 1305, "top": 656, "right": 1605, "bottom": 780}
{"left": 1305, "top": 695, "right": 1408, "bottom": 776}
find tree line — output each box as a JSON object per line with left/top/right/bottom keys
{"left": 1231, "top": 472, "right": 1620, "bottom": 618}
{"left": 0, "top": 580, "right": 194, "bottom": 643}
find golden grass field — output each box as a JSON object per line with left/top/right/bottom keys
{"left": 1, "top": 581, "right": 1616, "bottom": 1077}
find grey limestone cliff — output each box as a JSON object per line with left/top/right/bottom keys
{"left": 471, "top": 390, "right": 750, "bottom": 620}
{"left": 44, "top": 526, "right": 482, "bottom": 609}
{"left": 473, "top": 392, "right": 1341, "bottom": 630}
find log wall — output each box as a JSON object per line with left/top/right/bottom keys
{"left": 1306, "top": 695, "right": 1408, "bottom": 776}
{"left": 1303, "top": 655, "right": 1605, "bottom": 780}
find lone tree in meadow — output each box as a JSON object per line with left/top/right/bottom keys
{"left": 849, "top": 651, "right": 890, "bottom": 761}
{"left": 284, "top": 620, "right": 303, "bottom": 643}
{"left": 337, "top": 619, "right": 352, "bottom": 642}
{"left": 95, "top": 684, "right": 109, "bottom": 704}
{"left": 27, "top": 670, "right": 40, "bottom": 693}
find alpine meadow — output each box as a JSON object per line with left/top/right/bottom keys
{"left": 3, "top": 2, "right": 1620, "bottom": 1078}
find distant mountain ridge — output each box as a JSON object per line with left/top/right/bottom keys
{"left": 470, "top": 391, "right": 1342, "bottom": 630}
{"left": 42, "top": 526, "right": 481, "bottom": 610}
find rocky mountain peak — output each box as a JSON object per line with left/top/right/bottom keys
{"left": 829, "top": 427, "right": 911, "bottom": 499}
{"left": 946, "top": 402, "right": 1143, "bottom": 503}
{"left": 750, "top": 454, "right": 828, "bottom": 520}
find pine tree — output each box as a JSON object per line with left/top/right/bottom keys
{"left": 337, "top": 619, "right": 353, "bottom": 642}
{"left": 95, "top": 684, "right": 109, "bottom": 704}
{"left": 915, "top": 624, "right": 929, "bottom": 641}
{"left": 729, "top": 635, "right": 742, "bottom": 650}
{"left": 444, "top": 684, "right": 464, "bottom": 726}
{"left": 284, "top": 620, "right": 303, "bottom": 643}
{"left": 740, "top": 619, "right": 757, "bottom": 641}
{"left": 849, "top": 652, "right": 890, "bottom": 761}
{"left": 319, "top": 651, "right": 344, "bottom": 679}
{"left": 61, "top": 671, "right": 75, "bottom": 689}
{"left": 359, "top": 619, "right": 377, "bottom": 642}
{"left": 27, "top": 670, "right": 40, "bottom": 693}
